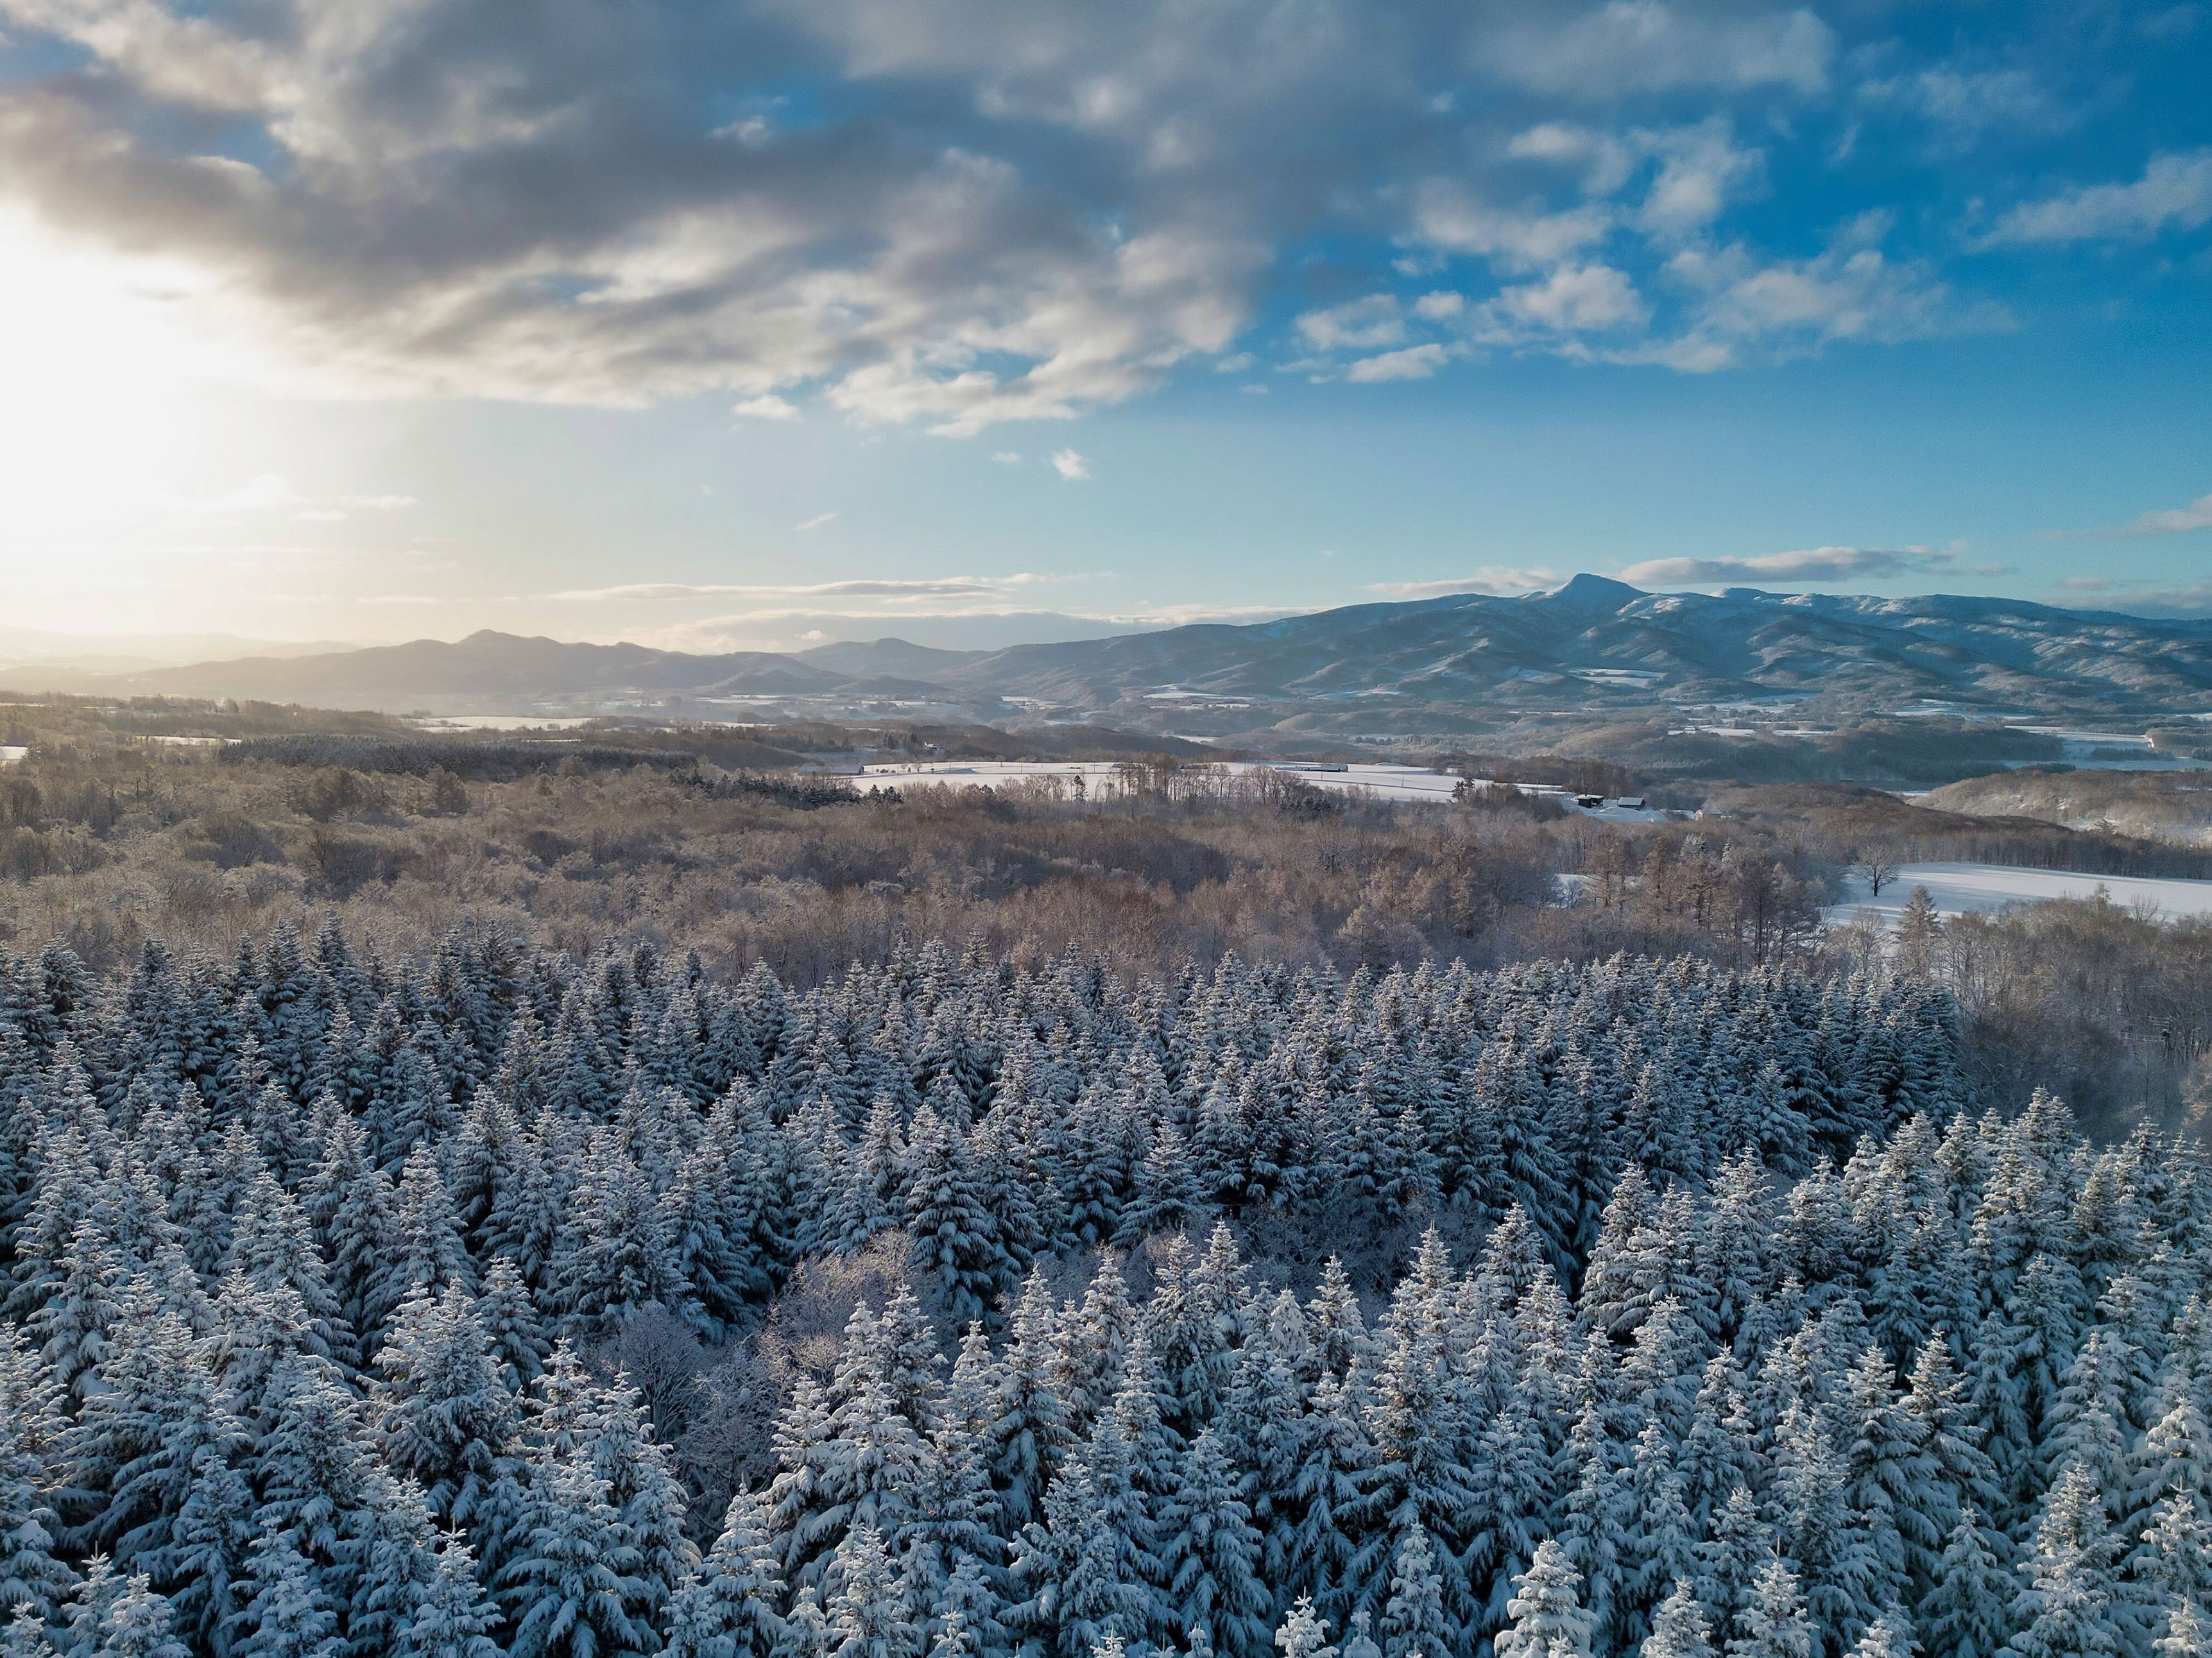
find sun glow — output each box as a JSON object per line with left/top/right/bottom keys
{"left": 0, "top": 209, "right": 233, "bottom": 577}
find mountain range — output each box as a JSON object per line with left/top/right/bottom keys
{"left": 14, "top": 576, "right": 2212, "bottom": 739}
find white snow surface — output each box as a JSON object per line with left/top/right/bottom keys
{"left": 1825, "top": 861, "right": 2212, "bottom": 927}
{"left": 862, "top": 758, "right": 1670, "bottom": 819}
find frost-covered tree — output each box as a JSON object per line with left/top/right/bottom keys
{"left": 1917, "top": 1508, "right": 2011, "bottom": 1658}
{"left": 664, "top": 1491, "right": 786, "bottom": 1658}
{"left": 374, "top": 1285, "right": 517, "bottom": 1529}
{"left": 393, "top": 1534, "right": 502, "bottom": 1658}
{"left": 1496, "top": 1541, "right": 1594, "bottom": 1658}
{"left": 1643, "top": 1583, "right": 1715, "bottom": 1658}
{"left": 1727, "top": 1561, "right": 1811, "bottom": 1658}
{"left": 497, "top": 1455, "right": 649, "bottom": 1658}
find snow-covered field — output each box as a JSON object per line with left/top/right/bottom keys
{"left": 406, "top": 715, "right": 600, "bottom": 731}
{"left": 1824, "top": 861, "right": 2212, "bottom": 926}
{"left": 861, "top": 758, "right": 1670, "bottom": 820}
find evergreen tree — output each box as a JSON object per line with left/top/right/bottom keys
{"left": 350, "top": 1474, "right": 445, "bottom": 1658}
{"left": 234, "top": 1521, "right": 342, "bottom": 1658}
{"left": 2007, "top": 1467, "right": 2122, "bottom": 1658}
{"left": 375, "top": 1285, "right": 518, "bottom": 1530}
{"left": 0, "top": 1323, "right": 76, "bottom": 1620}
{"left": 1495, "top": 1541, "right": 1594, "bottom": 1658}
{"left": 823, "top": 1525, "right": 918, "bottom": 1658}
{"left": 498, "top": 1455, "right": 649, "bottom": 1658}
{"left": 1377, "top": 1526, "right": 1451, "bottom": 1658}
{"left": 91, "top": 1571, "right": 189, "bottom": 1658}
{"left": 1163, "top": 1430, "right": 1269, "bottom": 1658}
{"left": 1849, "top": 1614, "right": 1917, "bottom": 1658}
{"left": 1272, "top": 1598, "right": 1337, "bottom": 1658}
{"left": 907, "top": 1107, "right": 1019, "bottom": 1326}
{"left": 1643, "top": 1582, "right": 1716, "bottom": 1658}
{"left": 664, "top": 1491, "right": 787, "bottom": 1658}
{"left": 395, "top": 1534, "right": 503, "bottom": 1658}
{"left": 2156, "top": 1602, "right": 2209, "bottom": 1658}
{"left": 1917, "top": 1508, "right": 2011, "bottom": 1658}
{"left": 1728, "top": 1561, "right": 1812, "bottom": 1658}
{"left": 586, "top": 1374, "right": 696, "bottom": 1634}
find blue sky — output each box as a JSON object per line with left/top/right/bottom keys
{"left": 0, "top": 0, "right": 2206, "bottom": 652}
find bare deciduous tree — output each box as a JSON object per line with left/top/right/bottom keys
{"left": 1855, "top": 854, "right": 1899, "bottom": 896}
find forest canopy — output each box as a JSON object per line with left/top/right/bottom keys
{"left": 0, "top": 923, "right": 2200, "bottom": 1658}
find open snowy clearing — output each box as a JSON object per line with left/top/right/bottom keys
{"left": 861, "top": 758, "right": 1670, "bottom": 820}
{"left": 1824, "top": 861, "right": 2212, "bottom": 927}
{"left": 405, "top": 715, "right": 601, "bottom": 731}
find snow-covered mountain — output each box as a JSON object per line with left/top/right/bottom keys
{"left": 939, "top": 576, "right": 2212, "bottom": 718}
{"left": 19, "top": 577, "right": 2212, "bottom": 724}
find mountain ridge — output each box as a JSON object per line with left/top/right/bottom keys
{"left": 13, "top": 581, "right": 2212, "bottom": 733}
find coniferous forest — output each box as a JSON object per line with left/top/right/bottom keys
{"left": 0, "top": 923, "right": 2204, "bottom": 1658}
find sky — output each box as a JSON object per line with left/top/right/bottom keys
{"left": 0, "top": 0, "right": 2208, "bottom": 656}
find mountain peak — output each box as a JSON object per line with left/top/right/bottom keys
{"left": 1542, "top": 573, "right": 1644, "bottom": 610}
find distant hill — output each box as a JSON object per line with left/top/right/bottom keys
{"left": 941, "top": 575, "right": 2212, "bottom": 717}
{"left": 1921, "top": 767, "right": 2212, "bottom": 848}
{"left": 106, "top": 630, "right": 846, "bottom": 703}
{"left": 794, "top": 637, "right": 988, "bottom": 679}
{"left": 15, "top": 578, "right": 2212, "bottom": 729}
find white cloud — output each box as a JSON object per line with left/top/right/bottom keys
{"left": 1409, "top": 184, "right": 1612, "bottom": 272}
{"left": 1050, "top": 448, "right": 1091, "bottom": 480}
{"left": 793, "top": 511, "right": 837, "bottom": 531}
{"left": 1484, "top": 3, "right": 1834, "bottom": 98}
{"left": 1368, "top": 568, "right": 1569, "bottom": 598}
{"left": 990, "top": 451, "right": 1022, "bottom": 463}
{"left": 732, "top": 395, "right": 801, "bottom": 420}
{"left": 1296, "top": 295, "right": 1407, "bottom": 352}
{"left": 1507, "top": 123, "right": 1636, "bottom": 196}
{"left": 0, "top": 0, "right": 2043, "bottom": 443}
{"left": 1982, "top": 150, "right": 2212, "bottom": 245}
{"left": 1483, "top": 264, "right": 1649, "bottom": 334}
{"left": 1623, "top": 226, "right": 2012, "bottom": 368}
{"left": 1345, "top": 343, "right": 1452, "bottom": 382}
{"left": 1863, "top": 67, "right": 2063, "bottom": 144}
{"left": 2043, "top": 576, "right": 2212, "bottom": 617}
{"left": 1634, "top": 119, "right": 1763, "bottom": 239}
{"left": 1618, "top": 546, "right": 1955, "bottom": 586}
{"left": 552, "top": 577, "right": 1024, "bottom": 603}
{"left": 2082, "top": 492, "right": 2212, "bottom": 536}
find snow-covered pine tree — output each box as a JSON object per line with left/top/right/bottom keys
{"left": 2008, "top": 1466, "right": 2123, "bottom": 1658}
{"left": 1162, "top": 1428, "right": 1269, "bottom": 1658}
{"left": 497, "top": 1454, "right": 649, "bottom": 1658}
{"left": 1727, "top": 1560, "right": 1811, "bottom": 1658}
{"left": 393, "top": 1533, "right": 502, "bottom": 1658}
{"left": 664, "top": 1490, "right": 787, "bottom": 1658}
{"left": 1643, "top": 1582, "right": 1715, "bottom": 1658}
{"left": 0, "top": 1321, "right": 76, "bottom": 1620}
{"left": 1376, "top": 1525, "right": 1451, "bottom": 1658}
{"left": 234, "top": 1519, "right": 343, "bottom": 1658}
{"left": 1495, "top": 1540, "right": 1594, "bottom": 1658}
{"left": 1916, "top": 1507, "right": 2011, "bottom": 1658}
{"left": 375, "top": 1283, "right": 518, "bottom": 1530}
{"left": 823, "top": 1524, "right": 918, "bottom": 1658}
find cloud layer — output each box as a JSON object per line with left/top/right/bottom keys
{"left": 2087, "top": 492, "right": 2212, "bottom": 537}
{"left": 0, "top": 0, "right": 2191, "bottom": 432}
{"left": 1616, "top": 546, "right": 1956, "bottom": 585}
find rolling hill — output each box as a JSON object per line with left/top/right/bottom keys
{"left": 15, "top": 578, "right": 2212, "bottom": 735}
